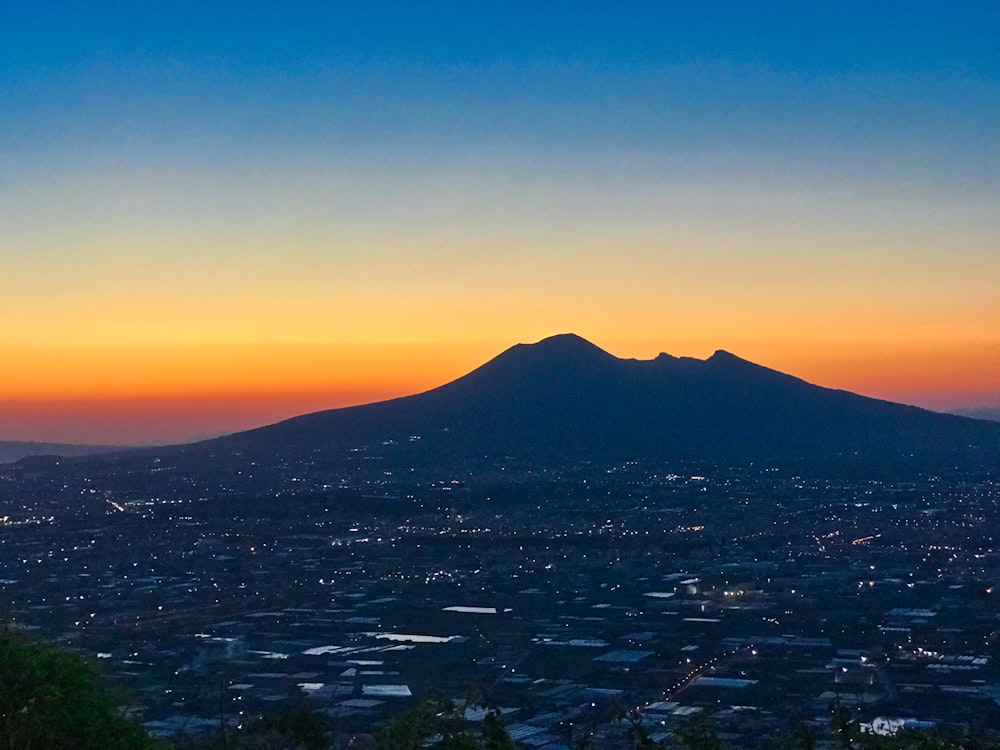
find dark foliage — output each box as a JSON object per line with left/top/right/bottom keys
{"left": 0, "top": 625, "right": 159, "bottom": 750}
{"left": 376, "top": 694, "right": 514, "bottom": 750}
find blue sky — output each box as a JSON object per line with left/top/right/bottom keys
{"left": 2, "top": 1, "right": 999, "bottom": 442}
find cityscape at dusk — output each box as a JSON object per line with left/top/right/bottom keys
{"left": 3, "top": 6, "right": 1000, "bottom": 748}
{"left": 3, "top": 2, "right": 998, "bottom": 444}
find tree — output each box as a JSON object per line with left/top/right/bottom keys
{"left": 480, "top": 709, "right": 516, "bottom": 750}
{"left": 376, "top": 695, "right": 514, "bottom": 750}
{"left": 671, "top": 714, "right": 722, "bottom": 750}
{"left": 829, "top": 692, "right": 855, "bottom": 749}
{"left": 0, "top": 625, "right": 160, "bottom": 750}
{"left": 621, "top": 708, "right": 658, "bottom": 750}
{"left": 376, "top": 700, "right": 440, "bottom": 750}
{"left": 235, "top": 706, "right": 328, "bottom": 750}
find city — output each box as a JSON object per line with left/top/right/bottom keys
{"left": 3, "top": 455, "right": 998, "bottom": 747}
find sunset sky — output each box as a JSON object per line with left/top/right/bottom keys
{"left": 3, "top": 2, "right": 999, "bottom": 444}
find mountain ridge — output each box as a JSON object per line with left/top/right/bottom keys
{"left": 19, "top": 335, "right": 997, "bottom": 481}
{"left": 0, "top": 441, "right": 127, "bottom": 465}
{"left": 188, "top": 334, "right": 999, "bottom": 475}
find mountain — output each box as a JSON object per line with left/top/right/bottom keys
{"left": 174, "top": 333, "right": 999, "bottom": 475}
{"left": 951, "top": 406, "right": 1000, "bottom": 423}
{"left": 0, "top": 441, "right": 127, "bottom": 465}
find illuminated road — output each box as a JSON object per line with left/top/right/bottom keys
{"left": 656, "top": 644, "right": 756, "bottom": 701}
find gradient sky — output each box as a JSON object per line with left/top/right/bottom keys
{"left": 2, "top": 2, "right": 999, "bottom": 444}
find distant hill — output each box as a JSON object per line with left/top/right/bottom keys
{"left": 951, "top": 407, "right": 1000, "bottom": 424}
{"left": 0, "top": 441, "right": 128, "bottom": 465}
{"left": 168, "top": 333, "right": 998, "bottom": 476}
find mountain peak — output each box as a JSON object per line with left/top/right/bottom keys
{"left": 522, "top": 333, "right": 615, "bottom": 360}
{"left": 707, "top": 349, "right": 741, "bottom": 362}
{"left": 703, "top": 349, "right": 791, "bottom": 382}
{"left": 486, "top": 334, "right": 619, "bottom": 370}
{"left": 705, "top": 349, "right": 766, "bottom": 370}
{"left": 448, "top": 334, "right": 618, "bottom": 393}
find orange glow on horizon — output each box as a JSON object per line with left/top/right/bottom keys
{"left": 0, "top": 393, "right": 393, "bottom": 446}
{"left": 3, "top": 341, "right": 499, "bottom": 401}
{"left": 3, "top": 334, "right": 998, "bottom": 445}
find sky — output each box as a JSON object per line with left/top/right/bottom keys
{"left": 2, "top": 1, "right": 999, "bottom": 444}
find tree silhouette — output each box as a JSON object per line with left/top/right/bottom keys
{"left": 0, "top": 625, "right": 159, "bottom": 750}
{"left": 376, "top": 694, "right": 514, "bottom": 750}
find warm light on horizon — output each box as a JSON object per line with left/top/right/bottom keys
{"left": 3, "top": 333, "right": 998, "bottom": 445}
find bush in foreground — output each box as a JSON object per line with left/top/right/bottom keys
{"left": 0, "top": 626, "right": 159, "bottom": 750}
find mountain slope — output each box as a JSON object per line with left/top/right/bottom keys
{"left": 0, "top": 441, "right": 127, "bottom": 465}
{"left": 196, "top": 333, "right": 999, "bottom": 472}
